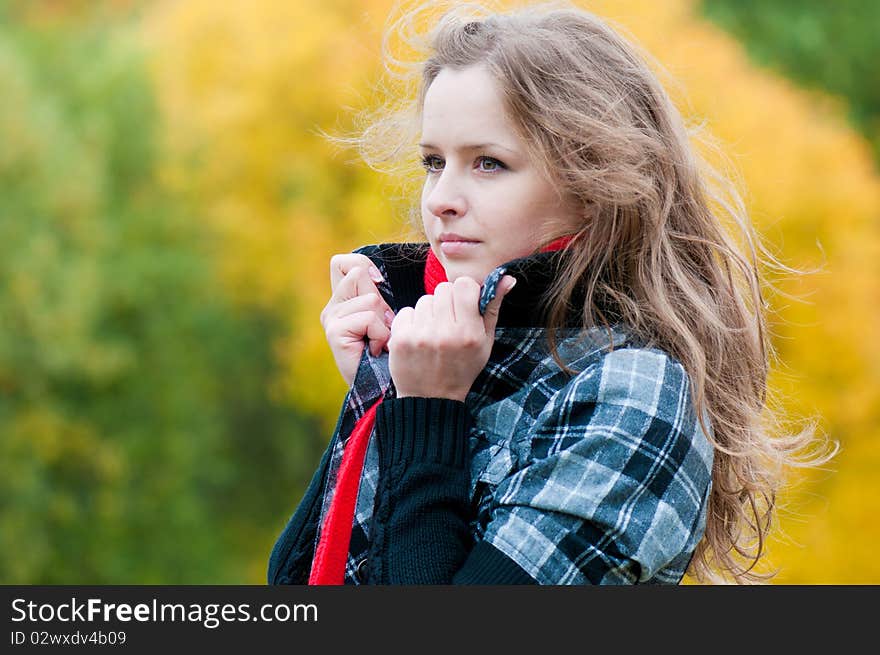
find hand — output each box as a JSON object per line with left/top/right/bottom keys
{"left": 320, "top": 253, "right": 396, "bottom": 386}
{"left": 388, "top": 275, "right": 517, "bottom": 402}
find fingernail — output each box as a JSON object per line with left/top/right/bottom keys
{"left": 506, "top": 277, "right": 517, "bottom": 291}
{"left": 369, "top": 266, "right": 384, "bottom": 283}
{"left": 384, "top": 310, "right": 394, "bottom": 327}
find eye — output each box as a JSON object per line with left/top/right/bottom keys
{"left": 476, "top": 156, "right": 506, "bottom": 173}
{"left": 420, "top": 154, "right": 443, "bottom": 173}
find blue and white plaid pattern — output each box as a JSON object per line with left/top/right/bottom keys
{"left": 314, "top": 254, "right": 714, "bottom": 585}
{"left": 472, "top": 335, "right": 714, "bottom": 584}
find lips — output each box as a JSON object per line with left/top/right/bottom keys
{"left": 439, "top": 232, "right": 480, "bottom": 243}
{"left": 439, "top": 234, "right": 481, "bottom": 258}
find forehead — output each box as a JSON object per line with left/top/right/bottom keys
{"left": 420, "top": 66, "right": 519, "bottom": 147}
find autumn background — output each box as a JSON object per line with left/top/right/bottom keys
{"left": 1, "top": 0, "right": 877, "bottom": 584}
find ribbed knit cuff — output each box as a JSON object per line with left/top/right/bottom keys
{"left": 452, "top": 541, "right": 538, "bottom": 585}
{"left": 374, "top": 397, "right": 472, "bottom": 469}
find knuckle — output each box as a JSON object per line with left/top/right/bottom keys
{"left": 321, "top": 300, "right": 340, "bottom": 319}
{"left": 331, "top": 253, "right": 353, "bottom": 275}
{"left": 393, "top": 330, "right": 414, "bottom": 349}
{"left": 453, "top": 278, "right": 480, "bottom": 300}
{"left": 354, "top": 310, "right": 373, "bottom": 323}
{"left": 435, "top": 336, "right": 453, "bottom": 350}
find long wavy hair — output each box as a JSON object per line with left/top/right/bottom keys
{"left": 339, "top": 0, "right": 837, "bottom": 583}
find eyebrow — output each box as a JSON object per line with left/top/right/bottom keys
{"left": 418, "top": 142, "right": 517, "bottom": 154}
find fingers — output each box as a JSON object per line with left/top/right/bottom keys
{"left": 387, "top": 279, "right": 502, "bottom": 402}
{"left": 432, "top": 281, "right": 455, "bottom": 323}
{"left": 413, "top": 293, "right": 434, "bottom": 324}
{"left": 323, "top": 293, "right": 395, "bottom": 355}
{"left": 391, "top": 306, "right": 415, "bottom": 328}
{"left": 450, "top": 277, "right": 480, "bottom": 327}
{"left": 362, "top": 311, "right": 392, "bottom": 357}
{"left": 330, "top": 253, "right": 384, "bottom": 291}
{"left": 327, "top": 265, "right": 394, "bottom": 320}
{"left": 332, "top": 265, "right": 375, "bottom": 303}
{"left": 322, "top": 257, "right": 395, "bottom": 360}
{"left": 395, "top": 276, "right": 509, "bottom": 332}
{"left": 326, "top": 309, "right": 390, "bottom": 358}
{"left": 387, "top": 306, "right": 414, "bottom": 350}
{"left": 323, "top": 290, "right": 392, "bottom": 327}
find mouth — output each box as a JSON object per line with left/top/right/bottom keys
{"left": 438, "top": 233, "right": 481, "bottom": 258}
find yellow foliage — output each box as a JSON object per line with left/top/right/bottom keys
{"left": 146, "top": 0, "right": 405, "bottom": 423}
{"left": 144, "top": 0, "right": 880, "bottom": 582}
{"left": 595, "top": 0, "right": 880, "bottom": 583}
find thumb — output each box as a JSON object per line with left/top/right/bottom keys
{"left": 482, "top": 275, "right": 517, "bottom": 334}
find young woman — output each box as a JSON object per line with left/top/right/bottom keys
{"left": 268, "top": 1, "right": 833, "bottom": 585}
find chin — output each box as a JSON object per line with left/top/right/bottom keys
{"left": 444, "top": 265, "right": 491, "bottom": 284}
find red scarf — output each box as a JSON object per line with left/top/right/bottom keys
{"left": 308, "top": 236, "right": 573, "bottom": 584}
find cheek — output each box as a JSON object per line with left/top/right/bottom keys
{"left": 419, "top": 186, "right": 432, "bottom": 231}
{"left": 522, "top": 178, "right": 561, "bottom": 212}
{"left": 516, "top": 181, "right": 575, "bottom": 228}
{"left": 498, "top": 186, "right": 549, "bottom": 227}
{"left": 480, "top": 185, "right": 525, "bottom": 219}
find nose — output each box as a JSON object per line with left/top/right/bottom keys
{"left": 424, "top": 169, "right": 467, "bottom": 219}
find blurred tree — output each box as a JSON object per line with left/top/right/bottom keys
{"left": 146, "top": 0, "right": 409, "bottom": 432}
{"left": 0, "top": 5, "right": 322, "bottom": 582}
{"left": 147, "top": 0, "right": 880, "bottom": 582}
{"left": 702, "top": 0, "right": 880, "bottom": 167}
{"left": 4, "top": 0, "right": 878, "bottom": 584}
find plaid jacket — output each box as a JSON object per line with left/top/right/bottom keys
{"left": 268, "top": 243, "right": 714, "bottom": 585}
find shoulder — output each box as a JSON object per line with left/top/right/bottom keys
{"left": 485, "top": 340, "right": 715, "bottom": 583}
{"left": 570, "top": 345, "right": 696, "bottom": 424}
{"left": 534, "top": 341, "right": 714, "bottom": 473}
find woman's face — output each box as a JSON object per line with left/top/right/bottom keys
{"left": 420, "top": 64, "right": 581, "bottom": 283}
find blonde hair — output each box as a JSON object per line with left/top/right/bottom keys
{"left": 342, "top": 0, "right": 837, "bottom": 583}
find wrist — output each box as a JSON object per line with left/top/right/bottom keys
{"left": 374, "top": 397, "right": 472, "bottom": 469}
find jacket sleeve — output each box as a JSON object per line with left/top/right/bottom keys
{"left": 366, "top": 348, "right": 713, "bottom": 585}
{"left": 478, "top": 347, "right": 714, "bottom": 584}
{"left": 366, "top": 396, "right": 538, "bottom": 584}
